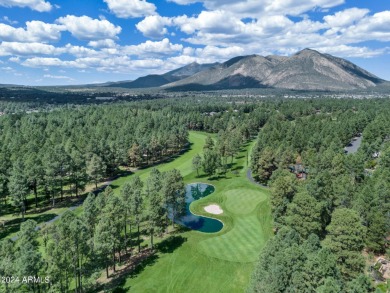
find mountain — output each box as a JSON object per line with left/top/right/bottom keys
{"left": 106, "top": 62, "right": 218, "bottom": 89}
{"left": 162, "top": 49, "right": 386, "bottom": 91}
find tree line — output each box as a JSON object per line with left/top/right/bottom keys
{"left": 0, "top": 105, "right": 188, "bottom": 219}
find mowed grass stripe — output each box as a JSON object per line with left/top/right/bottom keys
{"left": 225, "top": 189, "right": 267, "bottom": 215}
{"left": 199, "top": 215, "right": 266, "bottom": 263}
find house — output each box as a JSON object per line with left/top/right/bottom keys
{"left": 288, "top": 156, "right": 308, "bottom": 180}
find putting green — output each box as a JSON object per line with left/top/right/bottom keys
{"left": 194, "top": 182, "right": 270, "bottom": 263}
{"left": 225, "top": 188, "right": 267, "bottom": 215}
{"left": 199, "top": 214, "right": 268, "bottom": 263}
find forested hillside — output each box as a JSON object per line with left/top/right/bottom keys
{"left": 249, "top": 99, "right": 390, "bottom": 292}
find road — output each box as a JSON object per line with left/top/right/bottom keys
{"left": 246, "top": 168, "right": 269, "bottom": 189}
{"left": 11, "top": 179, "right": 115, "bottom": 241}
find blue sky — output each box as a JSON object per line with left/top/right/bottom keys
{"left": 0, "top": 0, "right": 389, "bottom": 85}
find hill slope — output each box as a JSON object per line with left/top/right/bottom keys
{"left": 163, "top": 49, "right": 386, "bottom": 91}
{"left": 106, "top": 62, "right": 217, "bottom": 89}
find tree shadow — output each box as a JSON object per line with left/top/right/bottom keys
{"left": 138, "top": 143, "right": 193, "bottom": 170}
{"left": 116, "top": 170, "right": 133, "bottom": 177}
{"left": 209, "top": 175, "right": 227, "bottom": 181}
{"left": 108, "top": 184, "right": 120, "bottom": 191}
{"left": 195, "top": 173, "right": 210, "bottom": 179}
{"left": 156, "top": 235, "right": 187, "bottom": 254}
{"left": 129, "top": 231, "right": 146, "bottom": 251}
{"left": 231, "top": 166, "right": 244, "bottom": 172}
{"left": 95, "top": 252, "right": 159, "bottom": 293}
{"left": 130, "top": 253, "right": 159, "bottom": 277}
{"left": 171, "top": 225, "right": 192, "bottom": 235}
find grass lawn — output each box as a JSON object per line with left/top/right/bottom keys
{"left": 111, "top": 132, "right": 272, "bottom": 293}
{"left": 112, "top": 131, "right": 209, "bottom": 191}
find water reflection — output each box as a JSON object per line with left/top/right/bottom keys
{"left": 176, "top": 183, "right": 223, "bottom": 233}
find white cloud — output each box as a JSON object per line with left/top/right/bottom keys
{"left": 174, "top": 11, "right": 244, "bottom": 35}
{"left": 1, "top": 16, "right": 18, "bottom": 25}
{"left": 316, "top": 45, "right": 388, "bottom": 58}
{"left": 263, "top": 0, "right": 345, "bottom": 17}
{"left": 136, "top": 15, "right": 172, "bottom": 39}
{"left": 104, "top": 0, "right": 156, "bottom": 18}
{"left": 167, "top": 0, "right": 196, "bottom": 4}
{"left": 1, "top": 66, "right": 14, "bottom": 71}
{"left": 195, "top": 45, "right": 245, "bottom": 59}
{"left": 342, "top": 11, "right": 390, "bottom": 43}
{"left": 161, "top": 6, "right": 390, "bottom": 61}
{"left": 25, "top": 21, "right": 63, "bottom": 42}
{"left": 324, "top": 8, "right": 369, "bottom": 28}
{"left": 44, "top": 74, "right": 74, "bottom": 81}
{"left": 21, "top": 54, "right": 170, "bottom": 74}
{"left": 0, "top": 0, "right": 52, "bottom": 12}
{"left": 22, "top": 57, "right": 84, "bottom": 68}
{"left": 169, "top": 0, "right": 345, "bottom": 17}
{"left": 0, "top": 42, "right": 101, "bottom": 58}
{"left": 0, "top": 21, "right": 62, "bottom": 43}
{"left": 63, "top": 44, "right": 99, "bottom": 57}
{"left": 9, "top": 56, "right": 20, "bottom": 63}
{"left": 88, "top": 39, "right": 117, "bottom": 48}
{"left": 123, "top": 38, "right": 183, "bottom": 57}
{"left": 0, "top": 42, "right": 61, "bottom": 56}
{"left": 56, "top": 15, "right": 122, "bottom": 40}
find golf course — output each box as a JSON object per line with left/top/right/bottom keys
{"left": 111, "top": 131, "right": 272, "bottom": 292}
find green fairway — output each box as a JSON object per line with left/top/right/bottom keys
{"left": 114, "top": 133, "right": 272, "bottom": 293}
{"left": 113, "top": 131, "right": 207, "bottom": 191}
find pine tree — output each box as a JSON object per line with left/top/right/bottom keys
{"left": 87, "top": 154, "right": 106, "bottom": 189}
{"left": 286, "top": 191, "right": 322, "bottom": 238}
{"left": 128, "top": 143, "right": 141, "bottom": 167}
{"left": 145, "top": 169, "right": 166, "bottom": 249}
{"left": 15, "top": 220, "right": 43, "bottom": 292}
{"left": 121, "top": 175, "right": 144, "bottom": 253}
{"left": 163, "top": 169, "right": 186, "bottom": 228}
{"left": 192, "top": 154, "right": 202, "bottom": 177}
{"left": 0, "top": 239, "right": 15, "bottom": 293}
{"left": 202, "top": 149, "right": 220, "bottom": 176}
{"left": 323, "top": 208, "right": 366, "bottom": 280}
{"left": 82, "top": 193, "right": 98, "bottom": 239}
{"left": 94, "top": 195, "right": 122, "bottom": 278}
{"left": 203, "top": 135, "right": 214, "bottom": 151}
{"left": 8, "top": 160, "right": 29, "bottom": 220}
{"left": 269, "top": 170, "right": 297, "bottom": 227}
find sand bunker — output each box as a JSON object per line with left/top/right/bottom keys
{"left": 204, "top": 204, "right": 223, "bottom": 215}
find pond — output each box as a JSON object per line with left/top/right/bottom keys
{"left": 176, "top": 183, "right": 223, "bottom": 233}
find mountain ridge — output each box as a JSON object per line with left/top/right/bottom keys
{"left": 107, "top": 49, "right": 387, "bottom": 91}
{"left": 106, "top": 62, "right": 218, "bottom": 89}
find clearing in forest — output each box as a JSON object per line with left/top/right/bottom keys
{"left": 114, "top": 132, "right": 272, "bottom": 293}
